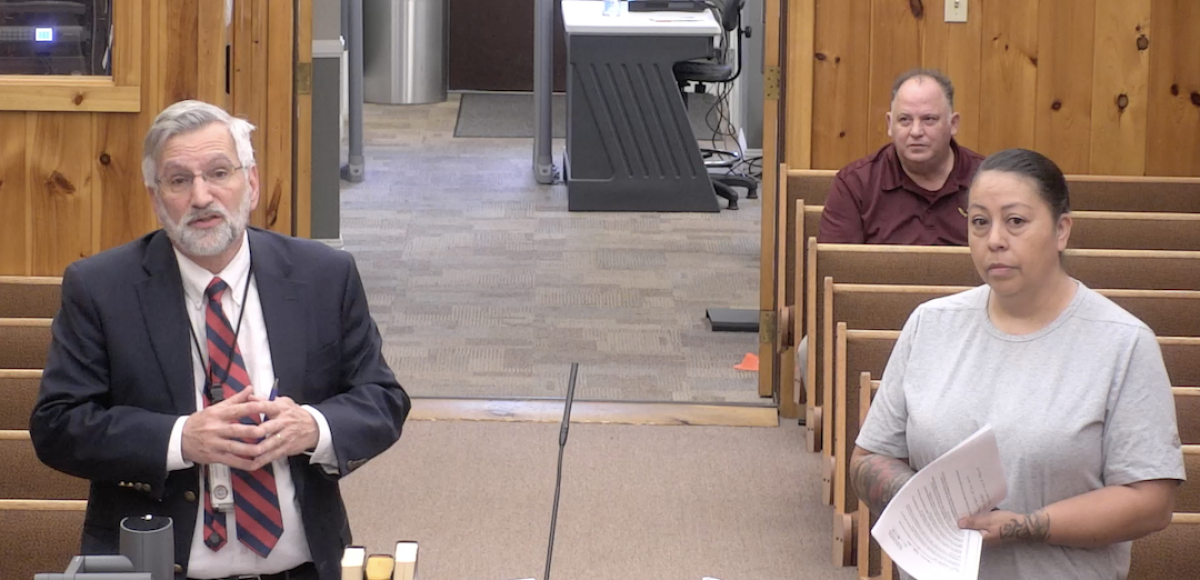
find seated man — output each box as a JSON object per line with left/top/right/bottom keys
{"left": 818, "top": 68, "right": 984, "bottom": 245}
{"left": 798, "top": 70, "right": 983, "bottom": 410}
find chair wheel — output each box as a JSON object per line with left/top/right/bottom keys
{"left": 746, "top": 188, "right": 758, "bottom": 199}
{"left": 727, "top": 200, "right": 739, "bottom": 210}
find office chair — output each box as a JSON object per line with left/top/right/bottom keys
{"left": 672, "top": 0, "right": 758, "bottom": 210}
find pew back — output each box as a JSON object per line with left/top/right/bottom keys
{"left": 0, "top": 277, "right": 61, "bottom": 318}
{"left": 804, "top": 207, "right": 1200, "bottom": 252}
{"left": 0, "top": 370, "right": 41, "bottom": 430}
{"left": 0, "top": 432, "right": 89, "bottom": 500}
{"left": 0, "top": 319, "right": 53, "bottom": 369}
{"left": 0, "top": 501, "right": 86, "bottom": 580}
{"left": 785, "top": 170, "right": 1200, "bottom": 214}
{"left": 1130, "top": 515, "right": 1200, "bottom": 580}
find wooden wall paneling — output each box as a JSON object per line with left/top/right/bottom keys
{"left": 112, "top": 0, "right": 143, "bottom": 89}
{"left": 0, "top": 114, "right": 29, "bottom": 275}
{"left": 94, "top": 114, "right": 152, "bottom": 252}
{"left": 27, "top": 114, "right": 95, "bottom": 276}
{"left": 1146, "top": 0, "right": 1200, "bottom": 176}
{"left": 197, "top": 0, "right": 230, "bottom": 108}
{"left": 865, "top": 0, "right": 922, "bottom": 151}
{"left": 920, "top": 0, "right": 983, "bottom": 151}
{"left": 295, "top": 0, "right": 313, "bottom": 238}
{"left": 978, "top": 0, "right": 1040, "bottom": 154}
{"left": 232, "top": 0, "right": 272, "bottom": 230}
{"left": 758, "top": 0, "right": 786, "bottom": 399}
{"left": 165, "top": 0, "right": 200, "bottom": 104}
{"left": 1089, "top": 0, "right": 1152, "bottom": 175}
{"left": 811, "top": 0, "right": 872, "bottom": 169}
{"left": 98, "top": 0, "right": 150, "bottom": 254}
{"left": 1034, "top": 0, "right": 1096, "bottom": 174}
{"left": 263, "top": 0, "right": 295, "bottom": 234}
{"left": 784, "top": 0, "right": 814, "bottom": 169}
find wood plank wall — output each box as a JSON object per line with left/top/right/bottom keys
{"left": 787, "top": 0, "right": 1200, "bottom": 177}
{"left": 0, "top": 0, "right": 302, "bottom": 276}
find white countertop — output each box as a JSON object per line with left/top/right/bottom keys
{"left": 561, "top": 0, "right": 722, "bottom": 36}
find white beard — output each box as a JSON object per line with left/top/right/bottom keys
{"left": 154, "top": 189, "right": 252, "bottom": 257}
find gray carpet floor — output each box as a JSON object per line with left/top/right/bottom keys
{"left": 341, "top": 419, "right": 854, "bottom": 580}
{"left": 341, "top": 95, "right": 761, "bottom": 402}
{"left": 453, "top": 91, "right": 723, "bottom": 139}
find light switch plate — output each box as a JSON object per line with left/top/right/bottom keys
{"left": 945, "top": 0, "right": 967, "bottom": 22}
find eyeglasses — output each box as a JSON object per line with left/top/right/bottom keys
{"left": 157, "top": 165, "right": 245, "bottom": 195}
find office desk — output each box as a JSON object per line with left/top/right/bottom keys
{"left": 561, "top": 1, "right": 722, "bottom": 212}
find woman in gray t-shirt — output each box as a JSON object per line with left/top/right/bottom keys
{"left": 852, "top": 149, "right": 1185, "bottom": 580}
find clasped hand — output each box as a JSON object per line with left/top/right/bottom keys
{"left": 181, "top": 388, "right": 319, "bottom": 471}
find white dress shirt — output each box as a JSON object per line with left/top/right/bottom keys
{"left": 164, "top": 233, "right": 338, "bottom": 578}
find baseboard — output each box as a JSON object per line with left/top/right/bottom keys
{"left": 408, "top": 399, "right": 779, "bottom": 427}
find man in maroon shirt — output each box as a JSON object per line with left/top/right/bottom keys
{"left": 818, "top": 69, "right": 985, "bottom": 245}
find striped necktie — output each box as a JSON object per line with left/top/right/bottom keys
{"left": 201, "top": 277, "right": 284, "bottom": 557}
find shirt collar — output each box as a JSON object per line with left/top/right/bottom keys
{"left": 175, "top": 231, "right": 253, "bottom": 310}
{"left": 881, "top": 139, "right": 968, "bottom": 193}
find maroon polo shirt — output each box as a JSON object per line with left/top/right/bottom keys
{"left": 817, "top": 141, "right": 985, "bottom": 245}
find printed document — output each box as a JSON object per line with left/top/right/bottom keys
{"left": 871, "top": 425, "right": 1007, "bottom": 580}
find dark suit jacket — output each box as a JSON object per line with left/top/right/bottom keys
{"left": 30, "top": 228, "right": 410, "bottom": 580}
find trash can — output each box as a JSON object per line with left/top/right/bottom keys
{"left": 363, "top": 0, "right": 447, "bottom": 105}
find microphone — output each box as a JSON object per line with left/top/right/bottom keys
{"left": 543, "top": 363, "right": 579, "bottom": 580}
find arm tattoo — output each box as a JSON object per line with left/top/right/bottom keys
{"left": 850, "top": 453, "right": 916, "bottom": 515}
{"left": 998, "top": 509, "right": 1051, "bottom": 543}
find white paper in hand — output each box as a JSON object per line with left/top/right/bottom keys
{"left": 871, "top": 425, "right": 1007, "bottom": 580}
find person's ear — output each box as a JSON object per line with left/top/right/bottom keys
{"left": 886, "top": 111, "right": 894, "bottom": 139}
{"left": 950, "top": 111, "right": 960, "bottom": 137}
{"left": 247, "top": 165, "right": 261, "bottom": 212}
{"left": 1055, "top": 213, "right": 1072, "bottom": 253}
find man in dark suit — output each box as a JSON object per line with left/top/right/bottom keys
{"left": 30, "top": 100, "right": 409, "bottom": 580}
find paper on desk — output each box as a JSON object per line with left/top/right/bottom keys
{"left": 871, "top": 425, "right": 1007, "bottom": 580}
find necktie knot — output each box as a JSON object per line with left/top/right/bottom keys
{"left": 206, "top": 278, "right": 229, "bottom": 303}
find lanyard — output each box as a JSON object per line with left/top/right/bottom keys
{"left": 188, "top": 263, "right": 255, "bottom": 405}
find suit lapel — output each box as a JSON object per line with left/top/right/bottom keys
{"left": 135, "top": 232, "right": 196, "bottom": 414}
{"left": 249, "top": 229, "right": 308, "bottom": 403}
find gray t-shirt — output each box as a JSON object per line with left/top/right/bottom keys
{"left": 857, "top": 282, "right": 1185, "bottom": 580}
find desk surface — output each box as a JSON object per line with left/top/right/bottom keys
{"left": 561, "top": 1, "right": 722, "bottom": 36}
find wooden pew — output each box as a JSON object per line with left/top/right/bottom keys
{"left": 0, "top": 499, "right": 86, "bottom": 580}
{"left": 805, "top": 245, "right": 1200, "bottom": 455}
{"left": 0, "top": 276, "right": 61, "bottom": 318}
{"left": 785, "top": 170, "right": 1200, "bottom": 217}
{"left": 773, "top": 171, "right": 1200, "bottom": 418}
{"left": 801, "top": 205, "right": 1200, "bottom": 252}
{"left": 0, "top": 369, "right": 40, "bottom": 430}
{"left": 826, "top": 284, "right": 1200, "bottom": 355}
{"left": 833, "top": 329, "right": 1200, "bottom": 565}
{"left": 1180, "top": 388, "right": 1200, "bottom": 446}
{"left": 0, "top": 431, "right": 89, "bottom": 500}
{"left": 1130, "top": 513, "right": 1200, "bottom": 580}
{"left": 0, "top": 318, "right": 52, "bottom": 369}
